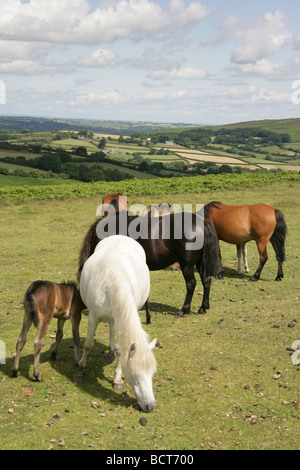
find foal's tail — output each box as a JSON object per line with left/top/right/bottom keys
{"left": 202, "top": 219, "right": 220, "bottom": 276}
{"left": 24, "top": 291, "right": 39, "bottom": 328}
{"left": 271, "top": 209, "right": 287, "bottom": 262}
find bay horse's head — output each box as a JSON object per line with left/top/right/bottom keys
{"left": 100, "top": 193, "right": 130, "bottom": 217}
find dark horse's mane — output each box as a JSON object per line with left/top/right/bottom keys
{"left": 77, "top": 218, "right": 99, "bottom": 282}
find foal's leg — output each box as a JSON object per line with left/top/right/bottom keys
{"left": 50, "top": 318, "right": 66, "bottom": 361}
{"left": 11, "top": 314, "right": 33, "bottom": 378}
{"left": 33, "top": 317, "right": 51, "bottom": 382}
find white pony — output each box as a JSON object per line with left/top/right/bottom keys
{"left": 76, "top": 235, "right": 157, "bottom": 412}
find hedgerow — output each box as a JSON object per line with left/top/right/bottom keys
{"left": 0, "top": 171, "right": 297, "bottom": 201}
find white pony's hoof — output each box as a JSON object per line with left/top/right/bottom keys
{"left": 113, "top": 380, "right": 124, "bottom": 391}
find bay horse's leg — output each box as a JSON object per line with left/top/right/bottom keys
{"left": 50, "top": 318, "right": 66, "bottom": 361}
{"left": 237, "top": 244, "right": 243, "bottom": 275}
{"left": 237, "top": 244, "right": 249, "bottom": 275}
{"left": 217, "top": 242, "right": 224, "bottom": 279}
{"left": 11, "top": 314, "right": 33, "bottom": 378}
{"left": 242, "top": 244, "right": 250, "bottom": 273}
{"left": 196, "top": 260, "right": 211, "bottom": 314}
{"left": 176, "top": 263, "right": 196, "bottom": 317}
{"left": 270, "top": 238, "right": 284, "bottom": 281}
{"left": 70, "top": 311, "right": 81, "bottom": 366}
{"left": 249, "top": 238, "right": 268, "bottom": 281}
{"left": 33, "top": 317, "right": 51, "bottom": 382}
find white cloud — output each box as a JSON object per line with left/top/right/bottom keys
{"left": 143, "top": 89, "right": 187, "bottom": 100}
{"left": 205, "top": 10, "right": 292, "bottom": 64}
{"left": 149, "top": 67, "right": 207, "bottom": 80}
{"left": 70, "top": 91, "right": 125, "bottom": 106}
{"left": 0, "top": 0, "right": 211, "bottom": 44}
{"left": 204, "top": 14, "right": 239, "bottom": 45}
{"left": 75, "top": 49, "right": 117, "bottom": 67}
{"left": 0, "top": 40, "right": 53, "bottom": 60}
{"left": 230, "top": 59, "right": 286, "bottom": 76}
{"left": 231, "top": 10, "right": 292, "bottom": 64}
{"left": 0, "top": 59, "right": 64, "bottom": 75}
{"left": 217, "top": 85, "right": 290, "bottom": 105}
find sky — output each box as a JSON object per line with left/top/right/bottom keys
{"left": 0, "top": 0, "right": 300, "bottom": 125}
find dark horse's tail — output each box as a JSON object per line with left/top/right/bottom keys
{"left": 24, "top": 286, "right": 40, "bottom": 328}
{"left": 271, "top": 209, "right": 287, "bottom": 262}
{"left": 202, "top": 218, "right": 220, "bottom": 276}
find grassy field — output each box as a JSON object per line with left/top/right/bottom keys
{"left": 0, "top": 179, "right": 299, "bottom": 450}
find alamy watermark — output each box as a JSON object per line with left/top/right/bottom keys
{"left": 0, "top": 80, "right": 6, "bottom": 105}
{"left": 292, "top": 80, "right": 300, "bottom": 105}
{"left": 0, "top": 340, "right": 6, "bottom": 364}
{"left": 95, "top": 199, "right": 204, "bottom": 250}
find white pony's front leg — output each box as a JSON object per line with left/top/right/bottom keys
{"left": 78, "top": 313, "right": 98, "bottom": 370}
{"left": 106, "top": 322, "right": 116, "bottom": 362}
{"left": 108, "top": 322, "right": 124, "bottom": 391}
{"left": 113, "top": 344, "right": 124, "bottom": 391}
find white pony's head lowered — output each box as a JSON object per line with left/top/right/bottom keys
{"left": 122, "top": 337, "right": 157, "bottom": 412}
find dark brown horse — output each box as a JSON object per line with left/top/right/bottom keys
{"left": 205, "top": 202, "right": 287, "bottom": 281}
{"left": 77, "top": 211, "right": 220, "bottom": 323}
{"left": 12, "top": 281, "right": 85, "bottom": 382}
{"left": 140, "top": 203, "right": 180, "bottom": 271}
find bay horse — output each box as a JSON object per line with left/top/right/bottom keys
{"left": 12, "top": 281, "right": 85, "bottom": 382}
{"left": 77, "top": 210, "right": 220, "bottom": 323}
{"left": 98, "top": 193, "right": 130, "bottom": 217}
{"left": 74, "top": 235, "right": 157, "bottom": 412}
{"left": 205, "top": 202, "right": 287, "bottom": 281}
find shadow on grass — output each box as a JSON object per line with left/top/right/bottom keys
{"left": 5, "top": 337, "right": 138, "bottom": 410}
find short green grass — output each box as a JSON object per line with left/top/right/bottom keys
{"left": 0, "top": 182, "right": 299, "bottom": 450}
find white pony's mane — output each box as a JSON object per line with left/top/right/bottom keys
{"left": 105, "top": 253, "right": 156, "bottom": 376}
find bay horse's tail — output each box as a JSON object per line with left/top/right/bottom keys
{"left": 202, "top": 218, "right": 220, "bottom": 276}
{"left": 24, "top": 288, "right": 39, "bottom": 328}
{"left": 271, "top": 209, "right": 287, "bottom": 263}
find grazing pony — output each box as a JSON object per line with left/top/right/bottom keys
{"left": 12, "top": 281, "right": 85, "bottom": 382}
{"left": 74, "top": 235, "right": 157, "bottom": 412}
{"left": 77, "top": 211, "right": 220, "bottom": 324}
{"left": 205, "top": 202, "right": 287, "bottom": 281}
